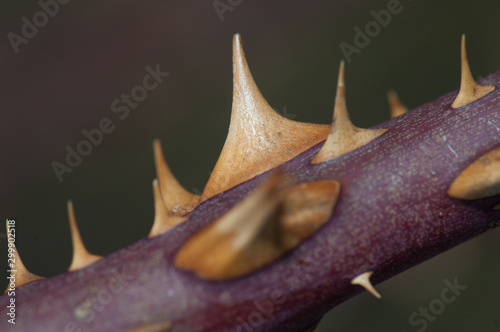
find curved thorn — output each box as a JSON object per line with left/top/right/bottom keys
{"left": 351, "top": 271, "right": 381, "bottom": 299}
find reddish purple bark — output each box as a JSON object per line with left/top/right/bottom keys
{"left": 1, "top": 71, "right": 499, "bottom": 332}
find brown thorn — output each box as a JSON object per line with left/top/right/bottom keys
{"left": 176, "top": 171, "right": 341, "bottom": 280}
{"left": 153, "top": 139, "right": 200, "bottom": 216}
{"left": 311, "top": 61, "right": 387, "bottom": 164}
{"left": 4, "top": 221, "right": 44, "bottom": 294}
{"left": 351, "top": 271, "right": 381, "bottom": 299}
{"left": 200, "top": 34, "right": 330, "bottom": 202}
{"left": 177, "top": 171, "right": 285, "bottom": 280}
{"left": 67, "top": 201, "right": 102, "bottom": 272}
{"left": 448, "top": 146, "right": 500, "bottom": 200}
{"left": 451, "top": 35, "right": 495, "bottom": 109}
{"left": 280, "top": 179, "right": 341, "bottom": 248}
{"left": 387, "top": 90, "right": 408, "bottom": 118}
{"left": 149, "top": 179, "right": 186, "bottom": 237}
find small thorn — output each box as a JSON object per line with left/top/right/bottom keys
{"left": 451, "top": 35, "right": 495, "bottom": 109}
{"left": 149, "top": 179, "right": 186, "bottom": 237}
{"left": 494, "top": 204, "right": 500, "bottom": 210}
{"left": 351, "top": 271, "right": 381, "bottom": 299}
{"left": 200, "top": 34, "right": 329, "bottom": 202}
{"left": 311, "top": 62, "right": 387, "bottom": 164}
{"left": 67, "top": 201, "right": 102, "bottom": 272}
{"left": 448, "top": 146, "right": 500, "bottom": 200}
{"left": 387, "top": 90, "right": 408, "bottom": 118}
{"left": 153, "top": 140, "right": 199, "bottom": 216}
{"left": 4, "top": 221, "right": 44, "bottom": 294}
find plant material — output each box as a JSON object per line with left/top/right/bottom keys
{"left": 311, "top": 61, "right": 387, "bottom": 164}
{"left": 448, "top": 146, "right": 500, "bottom": 200}
{"left": 387, "top": 90, "right": 408, "bottom": 118}
{"left": 67, "top": 201, "right": 103, "bottom": 272}
{"left": 451, "top": 35, "right": 495, "bottom": 108}
{"left": 3, "top": 224, "right": 43, "bottom": 294}
{"left": 1, "top": 34, "right": 499, "bottom": 332}
{"left": 176, "top": 172, "right": 341, "bottom": 280}
{"left": 200, "top": 34, "right": 330, "bottom": 201}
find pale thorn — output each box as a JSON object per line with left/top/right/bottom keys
{"left": 351, "top": 271, "right": 382, "bottom": 299}
{"left": 153, "top": 139, "right": 200, "bottom": 216}
{"left": 67, "top": 201, "right": 102, "bottom": 272}
{"left": 451, "top": 35, "right": 495, "bottom": 109}
{"left": 387, "top": 90, "right": 408, "bottom": 118}
{"left": 3, "top": 221, "right": 44, "bottom": 294}
{"left": 311, "top": 61, "right": 387, "bottom": 164}
{"left": 149, "top": 179, "right": 186, "bottom": 238}
{"left": 200, "top": 33, "right": 329, "bottom": 202}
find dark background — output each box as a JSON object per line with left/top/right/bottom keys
{"left": 1, "top": 0, "right": 500, "bottom": 331}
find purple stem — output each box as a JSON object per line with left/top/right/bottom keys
{"left": 1, "top": 72, "right": 500, "bottom": 332}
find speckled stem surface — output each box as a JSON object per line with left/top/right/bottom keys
{"left": 2, "top": 73, "right": 500, "bottom": 332}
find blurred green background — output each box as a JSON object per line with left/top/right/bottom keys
{"left": 1, "top": 0, "right": 500, "bottom": 331}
